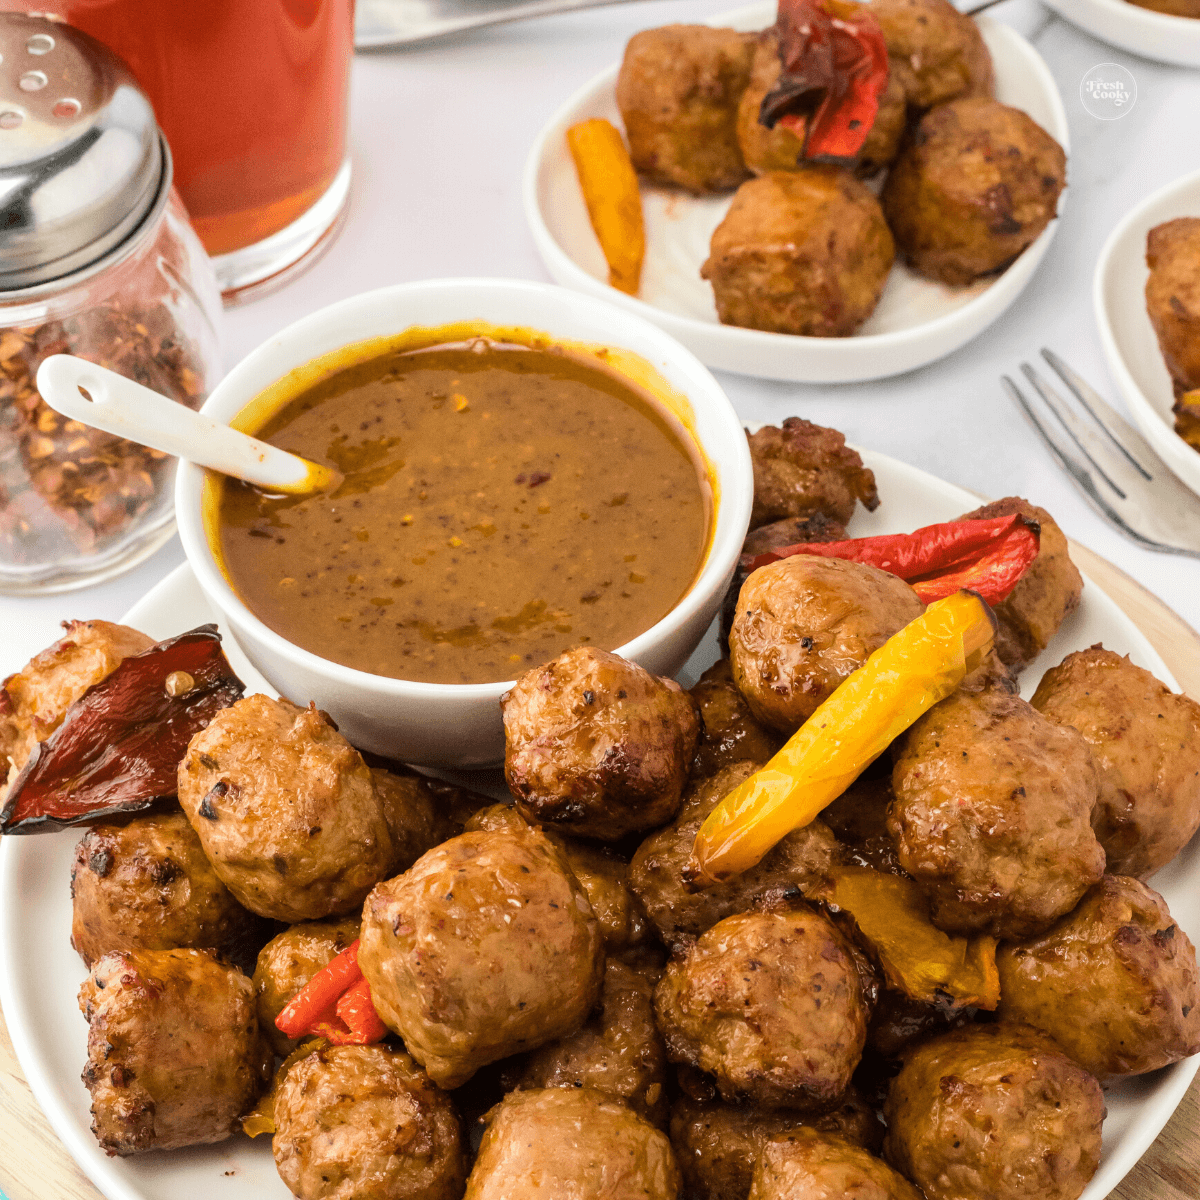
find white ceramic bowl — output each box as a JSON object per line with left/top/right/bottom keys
{"left": 175, "top": 278, "right": 752, "bottom": 768}
{"left": 1045, "top": 0, "right": 1200, "bottom": 67}
{"left": 1094, "top": 167, "right": 1200, "bottom": 497}
{"left": 523, "top": 3, "right": 1069, "bottom": 384}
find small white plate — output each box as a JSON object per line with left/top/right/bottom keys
{"left": 1, "top": 449, "right": 1197, "bottom": 1200}
{"left": 1094, "top": 167, "right": 1200, "bottom": 497}
{"left": 1045, "top": 0, "right": 1200, "bottom": 68}
{"left": 523, "top": 3, "right": 1069, "bottom": 383}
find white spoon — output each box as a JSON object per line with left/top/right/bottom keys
{"left": 36, "top": 354, "right": 339, "bottom": 495}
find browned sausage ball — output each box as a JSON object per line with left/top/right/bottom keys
{"left": 369, "top": 766, "right": 458, "bottom": 873}
{"left": 689, "top": 658, "right": 786, "bottom": 781}
{"left": 616, "top": 25, "right": 754, "bottom": 193}
{"left": 630, "top": 761, "right": 844, "bottom": 948}
{"left": 519, "top": 956, "right": 668, "bottom": 1126}
{"left": 702, "top": 168, "right": 895, "bottom": 337}
{"left": 883, "top": 1023, "right": 1104, "bottom": 1200}
{"left": 1129, "top": 2, "right": 1200, "bottom": 22}
{"left": 177, "top": 695, "right": 394, "bottom": 923}
{"left": 883, "top": 98, "right": 1066, "bottom": 287}
{"left": 820, "top": 774, "right": 906, "bottom": 876}
{"left": 1146, "top": 218, "right": 1200, "bottom": 396}
{"left": 730, "top": 555, "right": 923, "bottom": 733}
{"left": 655, "top": 906, "right": 869, "bottom": 1110}
{"left": 1031, "top": 646, "right": 1200, "bottom": 878}
{"left": 997, "top": 874, "right": 1200, "bottom": 1079}
{"left": 751, "top": 1129, "right": 923, "bottom": 1200}
{"left": 747, "top": 419, "right": 880, "bottom": 530}
{"left": 358, "top": 827, "right": 603, "bottom": 1088}
{"left": 0, "top": 619, "right": 153, "bottom": 784}
{"left": 891, "top": 690, "right": 1104, "bottom": 938}
{"left": 273, "top": 1043, "right": 465, "bottom": 1200}
{"left": 70, "top": 809, "right": 260, "bottom": 970}
{"left": 503, "top": 646, "right": 699, "bottom": 841}
{"left": 464, "top": 802, "right": 651, "bottom": 951}
{"left": 465, "top": 1087, "right": 680, "bottom": 1200}
{"left": 78, "top": 947, "right": 266, "bottom": 1155}
{"left": 736, "top": 30, "right": 907, "bottom": 178}
{"left": 742, "top": 512, "right": 848, "bottom": 557}
{"left": 866, "top": 989, "right": 978, "bottom": 1058}
{"left": 253, "top": 916, "right": 361, "bottom": 1057}
{"left": 671, "top": 1090, "right": 883, "bottom": 1200}
{"left": 956, "top": 497, "right": 1082, "bottom": 669}
{"left": 869, "top": 0, "right": 994, "bottom": 109}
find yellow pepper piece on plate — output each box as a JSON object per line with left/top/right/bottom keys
{"left": 566, "top": 118, "right": 645, "bottom": 296}
{"left": 818, "top": 867, "right": 1000, "bottom": 1009}
{"left": 241, "top": 1036, "right": 327, "bottom": 1137}
{"left": 686, "top": 590, "right": 995, "bottom": 888}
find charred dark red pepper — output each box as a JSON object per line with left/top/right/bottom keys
{"left": 744, "top": 514, "right": 1041, "bottom": 606}
{"left": 760, "top": 0, "right": 890, "bottom": 161}
{"left": 0, "top": 625, "right": 245, "bottom": 834}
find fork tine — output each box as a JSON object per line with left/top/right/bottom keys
{"left": 1019, "top": 363, "right": 1133, "bottom": 500}
{"left": 1040, "top": 348, "right": 1154, "bottom": 480}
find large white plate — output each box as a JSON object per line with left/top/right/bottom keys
{"left": 2, "top": 450, "right": 1197, "bottom": 1200}
{"left": 1094, "top": 167, "right": 1200, "bottom": 497}
{"left": 1045, "top": 0, "right": 1200, "bottom": 68}
{"left": 523, "top": 4, "right": 1069, "bottom": 383}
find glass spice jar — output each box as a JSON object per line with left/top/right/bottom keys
{"left": 0, "top": 13, "right": 222, "bottom": 594}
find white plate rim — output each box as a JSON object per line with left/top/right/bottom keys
{"left": 1093, "top": 165, "right": 1200, "bottom": 497}
{"left": 1, "top": 448, "right": 1196, "bottom": 1200}
{"left": 522, "top": 4, "right": 1070, "bottom": 384}
{"left": 1044, "top": 0, "right": 1200, "bottom": 68}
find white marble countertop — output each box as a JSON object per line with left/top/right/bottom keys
{"left": 2, "top": 0, "right": 1197, "bottom": 673}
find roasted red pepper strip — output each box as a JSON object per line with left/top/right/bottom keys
{"left": 761, "top": 0, "right": 889, "bottom": 161}
{"left": 744, "top": 515, "right": 1040, "bottom": 607}
{"left": 276, "top": 939, "right": 387, "bottom": 1046}
{"left": 0, "top": 625, "right": 244, "bottom": 834}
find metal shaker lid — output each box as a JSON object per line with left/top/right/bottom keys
{"left": 0, "top": 13, "right": 164, "bottom": 290}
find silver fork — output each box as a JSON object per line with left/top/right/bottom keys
{"left": 1002, "top": 349, "right": 1200, "bottom": 559}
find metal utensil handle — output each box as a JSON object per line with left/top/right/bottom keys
{"left": 36, "top": 355, "right": 334, "bottom": 495}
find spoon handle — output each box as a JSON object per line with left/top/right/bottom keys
{"left": 36, "top": 355, "right": 337, "bottom": 494}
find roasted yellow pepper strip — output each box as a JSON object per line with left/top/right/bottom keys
{"left": 818, "top": 867, "right": 1000, "bottom": 1009}
{"left": 566, "top": 118, "right": 645, "bottom": 296}
{"left": 241, "top": 1037, "right": 327, "bottom": 1137}
{"left": 686, "top": 590, "right": 995, "bottom": 888}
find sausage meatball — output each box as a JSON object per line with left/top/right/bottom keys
{"left": 820, "top": 774, "right": 906, "bottom": 876}
{"left": 867, "top": 989, "right": 978, "bottom": 1058}
{"left": 503, "top": 646, "right": 699, "bottom": 841}
{"left": 671, "top": 1091, "right": 882, "bottom": 1200}
{"left": 253, "top": 917, "right": 361, "bottom": 1056}
{"left": 882, "top": 98, "right": 1066, "bottom": 287}
{"left": 702, "top": 168, "right": 895, "bottom": 337}
{"left": 69, "top": 808, "right": 261, "bottom": 970}
{"left": 747, "top": 418, "right": 879, "bottom": 532}
{"left": 689, "top": 659, "right": 786, "bottom": 781}
{"left": 883, "top": 1023, "right": 1104, "bottom": 1200}
{"left": 78, "top": 947, "right": 266, "bottom": 1155}
{"left": 370, "top": 766, "right": 458, "bottom": 873}
{"left": 1031, "top": 646, "right": 1200, "bottom": 878}
{"left": 742, "top": 512, "right": 849, "bottom": 558}
{"left": 273, "top": 1043, "right": 464, "bottom": 1200}
{"left": 616, "top": 25, "right": 754, "bottom": 193}
{"left": 1146, "top": 218, "right": 1200, "bottom": 448}
{"left": 869, "top": 0, "right": 994, "bottom": 109}
{"left": 655, "top": 907, "right": 869, "bottom": 1110}
{"left": 464, "top": 802, "right": 651, "bottom": 951}
{"left": 730, "top": 556, "right": 923, "bottom": 733}
{"left": 997, "top": 874, "right": 1200, "bottom": 1079}
{"left": 0, "top": 619, "right": 153, "bottom": 784}
{"left": 358, "top": 827, "right": 603, "bottom": 1088}
{"left": 891, "top": 689, "right": 1104, "bottom": 938}
{"left": 630, "top": 761, "right": 844, "bottom": 948}
{"left": 956, "top": 497, "right": 1082, "bottom": 669}
{"left": 519, "top": 956, "right": 668, "bottom": 1126}
{"left": 751, "top": 1129, "right": 923, "bottom": 1200}
{"left": 1128, "top": 0, "right": 1200, "bottom": 12}
{"left": 736, "top": 30, "right": 907, "bottom": 178}
{"left": 177, "top": 695, "right": 394, "bottom": 923}
{"left": 466, "top": 1087, "right": 679, "bottom": 1199}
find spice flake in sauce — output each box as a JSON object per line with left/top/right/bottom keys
{"left": 217, "top": 338, "right": 711, "bottom": 685}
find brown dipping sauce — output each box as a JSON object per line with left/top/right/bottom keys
{"left": 216, "top": 337, "right": 712, "bottom": 685}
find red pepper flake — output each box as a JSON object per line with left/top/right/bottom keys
{"left": 0, "top": 625, "right": 244, "bottom": 834}
{"left": 760, "top": 0, "right": 889, "bottom": 161}
{"left": 744, "top": 515, "right": 1041, "bottom": 607}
